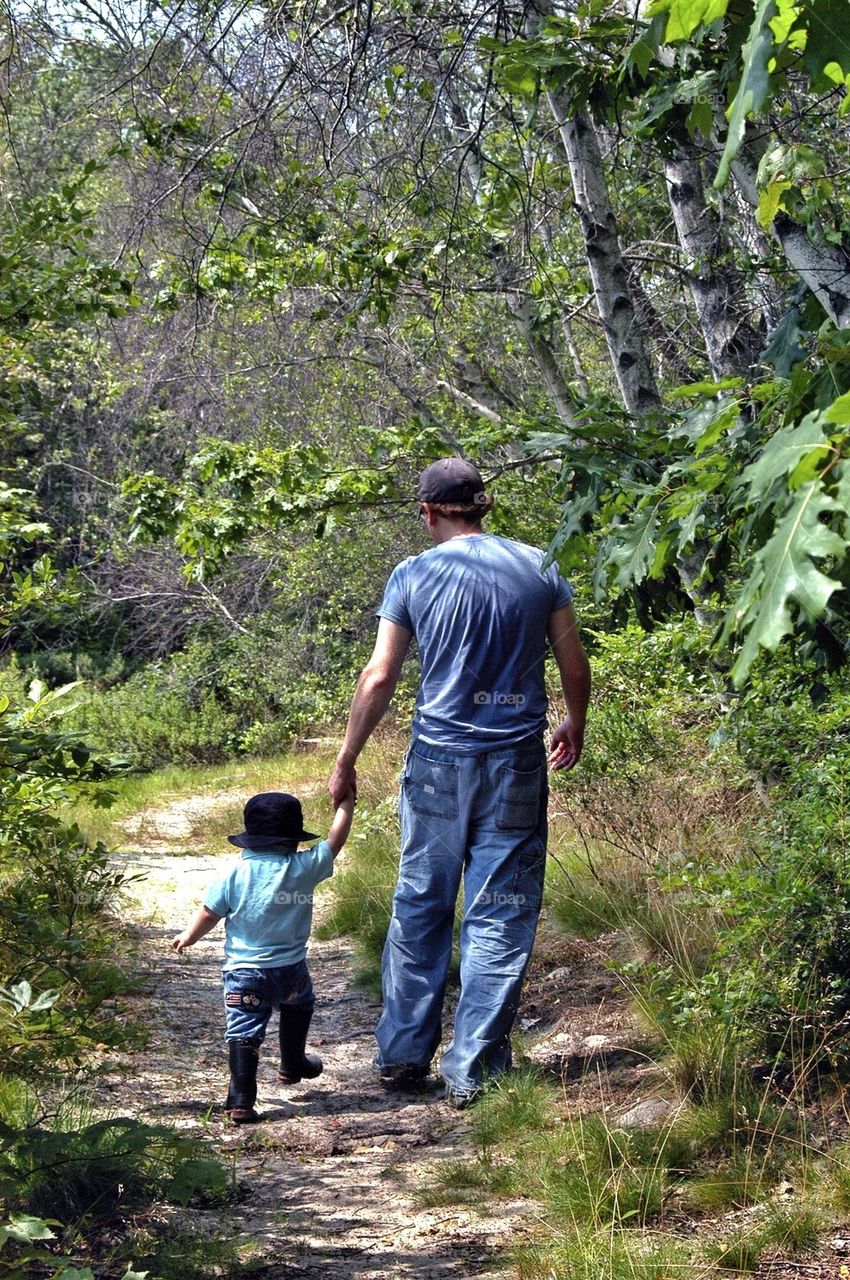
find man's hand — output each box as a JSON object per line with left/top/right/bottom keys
{"left": 548, "top": 717, "right": 585, "bottom": 771}
{"left": 329, "top": 757, "right": 357, "bottom": 807}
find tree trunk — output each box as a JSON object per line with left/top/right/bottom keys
{"left": 664, "top": 146, "right": 764, "bottom": 377}
{"left": 732, "top": 150, "right": 850, "bottom": 329}
{"left": 523, "top": 36, "right": 660, "bottom": 412}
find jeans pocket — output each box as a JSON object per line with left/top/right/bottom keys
{"left": 405, "top": 752, "right": 459, "bottom": 820}
{"left": 496, "top": 762, "right": 544, "bottom": 830}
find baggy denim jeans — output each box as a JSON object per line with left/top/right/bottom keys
{"left": 375, "top": 735, "right": 548, "bottom": 1094}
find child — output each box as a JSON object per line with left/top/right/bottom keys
{"left": 171, "top": 788, "right": 354, "bottom": 1124}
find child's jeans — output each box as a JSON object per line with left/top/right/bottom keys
{"left": 223, "top": 960, "right": 314, "bottom": 1044}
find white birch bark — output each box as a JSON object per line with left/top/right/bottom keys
{"left": 732, "top": 152, "right": 850, "bottom": 329}
{"left": 664, "top": 147, "right": 764, "bottom": 377}
{"left": 526, "top": 0, "right": 661, "bottom": 416}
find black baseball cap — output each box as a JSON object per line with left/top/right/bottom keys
{"left": 417, "top": 457, "right": 487, "bottom": 507}
{"left": 228, "top": 792, "right": 318, "bottom": 851}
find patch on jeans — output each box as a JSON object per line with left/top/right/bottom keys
{"left": 226, "top": 991, "right": 262, "bottom": 1008}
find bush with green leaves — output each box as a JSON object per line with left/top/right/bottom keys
{"left": 68, "top": 616, "right": 384, "bottom": 769}
{"left": 0, "top": 1080, "right": 228, "bottom": 1225}
{"left": 0, "top": 683, "right": 137, "bottom": 1077}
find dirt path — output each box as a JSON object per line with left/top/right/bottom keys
{"left": 104, "top": 792, "right": 537, "bottom": 1278}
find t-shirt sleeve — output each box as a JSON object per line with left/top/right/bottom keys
{"left": 376, "top": 562, "right": 412, "bottom": 630}
{"left": 297, "top": 840, "right": 335, "bottom": 888}
{"left": 548, "top": 565, "right": 574, "bottom": 611}
{"left": 204, "top": 871, "right": 232, "bottom": 918}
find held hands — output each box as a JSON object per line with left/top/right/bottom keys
{"left": 548, "top": 717, "right": 585, "bottom": 771}
{"left": 329, "top": 757, "right": 357, "bottom": 807}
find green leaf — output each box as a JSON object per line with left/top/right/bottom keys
{"left": 715, "top": 0, "right": 777, "bottom": 189}
{"left": 762, "top": 306, "right": 807, "bottom": 375}
{"left": 798, "top": 0, "right": 850, "bottom": 81}
{"left": 669, "top": 378, "right": 745, "bottom": 398}
{"left": 835, "top": 460, "right": 850, "bottom": 538}
{"left": 724, "top": 482, "right": 845, "bottom": 684}
{"left": 0, "top": 1216, "right": 56, "bottom": 1245}
{"left": 608, "top": 506, "right": 663, "bottom": 586}
{"left": 757, "top": 180, "right": 792, "bottom": 228}
{"left": 740, "top": 413, "right": 832, "bottom": 500}
{"left": 824, "top": 391, "right": 850, "bottom": 425}
{"left": 652, "top": 0, "right": 730, "bottom": 42}
{"left": 627, "top": 39, "right": 654, "bottom": 78}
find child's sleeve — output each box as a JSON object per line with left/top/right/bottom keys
{"left": 299, "top": 840, "right": 335, "bottom": 887}
{"left": 204, "top": 870, "right": 232, "bottom": 918}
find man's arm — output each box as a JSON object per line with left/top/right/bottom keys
{"left": 547, "top": 603, "right": 591, "bottom": 771}
{"left": 329, "top": 618, "right": 412, "bottom": 804}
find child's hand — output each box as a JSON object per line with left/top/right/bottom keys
{"left": 342, "top": 787, "right": 356, "bottom": 807}
{"left": 171, "top": 932, "right": 192, "bottom": 954}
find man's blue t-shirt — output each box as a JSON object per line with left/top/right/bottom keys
{"left": 204, "top": 841, "right": 334, "bottom": 970}
{"left": 377, "top": 534, "right": 573, "bottom": 752}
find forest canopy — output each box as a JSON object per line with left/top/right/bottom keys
{"left": 1, "top": 0, "right": 849, "bottom": 723}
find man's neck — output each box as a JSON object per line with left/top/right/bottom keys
{"left": 431, "top": 522, "right": 485, "bottom": 544}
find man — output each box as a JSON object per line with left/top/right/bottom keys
{"left": 328, "top": 457, "right": 590, "bottom": 1106}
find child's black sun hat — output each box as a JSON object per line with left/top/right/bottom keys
{"left": 228, "top": 792, "right": 318, "bottom": 851}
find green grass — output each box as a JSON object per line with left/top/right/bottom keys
{"left": 515, "top": 1227, "right": 693, "bottom": 1280}
{"left": 71, "top": 735, "right": 404, "bottom": 847}
{"left": 417, "top": 1158, "right": 514, "bottom": 1206}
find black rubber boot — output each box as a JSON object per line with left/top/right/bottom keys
{"left": 277, "top": 1005, "right": 323, "bottom": 1085}
{"left": 225, "top": 1040, "right": 260, "bottom": 1124}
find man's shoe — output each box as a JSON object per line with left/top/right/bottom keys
{"left": 378, "top": 1064, "right": 430, "bottom": 1092}
{"left": 444, "top": 1085, "right": 482, "bottom": 1110}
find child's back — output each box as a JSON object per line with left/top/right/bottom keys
{"left": 172, "top": 789, "right": 354, "bottom": 1124}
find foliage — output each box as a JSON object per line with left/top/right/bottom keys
{"left": 0, "top": 1084, "right": 228, "bottom": 1224}
{"left": 426, "top": 1069, "right": 828, "bottom": 1280}
{"left": 535, "top": 374, "right": 850, "bottom": 684}
{"left": 0, "top": 667, "right": 227, "bottom": 1271}
{"left": 0, "top": 684, "right": 137, "bottom": 1076}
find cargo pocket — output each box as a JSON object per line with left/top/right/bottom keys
{"left": 405, "top": 751, "right": 459, "bottom": 820}
{"left": 496, "top": 762, "right": 545, "bottom": 830}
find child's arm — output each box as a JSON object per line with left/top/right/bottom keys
{"left": 171, "top": 905, "right": 222, "bottom": 954}
{"left": 326, "top": 789, "right": 355, "bottom": 857}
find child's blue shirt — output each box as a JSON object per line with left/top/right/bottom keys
{"left": 204, "top": 842, "right": 334, "bottom": 970}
